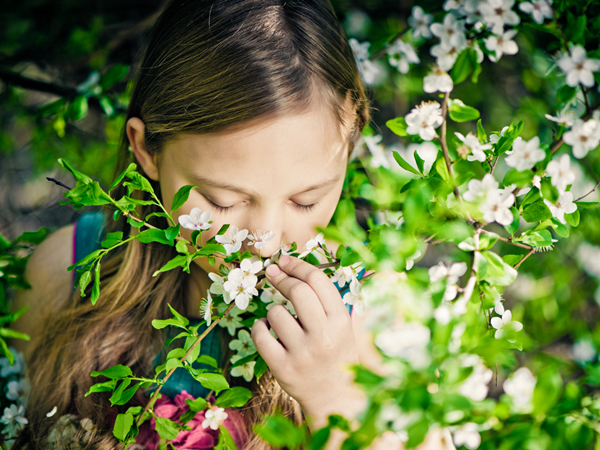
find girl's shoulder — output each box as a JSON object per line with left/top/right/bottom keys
{"left": 10, "top": 219, "right": 79, "bottom": 361}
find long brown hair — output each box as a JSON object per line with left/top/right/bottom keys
{"left": 18, "top": 0, "right": 370, "bottom": 447}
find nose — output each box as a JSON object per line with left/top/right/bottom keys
{"left": 240, "top": 208, "right": 285, "bottom": 259}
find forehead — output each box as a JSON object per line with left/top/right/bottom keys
{"left": 162, "top": 101, "right": 349, "bottom": 195}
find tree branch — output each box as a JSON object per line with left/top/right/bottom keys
{"left": 574, "top": 181, "right": 600, "bottom": 202}
{"left": 514, "top": 248, "right": 536, "bottom": 269}
{"left": 440, "top": 94, "right": 462, "bottom": 202}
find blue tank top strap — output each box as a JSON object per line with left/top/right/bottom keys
{"left": 72, "top": 211, "right": 108, "bottom": 290}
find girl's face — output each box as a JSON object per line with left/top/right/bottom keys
{"left": 130, "top": 99, "right": 350, "bottom": 276}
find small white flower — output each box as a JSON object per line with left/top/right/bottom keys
{"left": 405, "top": 250, "right": 422, "bottom": 271}
{"left": 557, "top": 45, "right": 600, "bottom": 88}
{"left": 178, "top": 207, "right": 212, "bottom": 231}
{"left": 387, "top": 40, "right": 420, "bottom": 74}
{"left": 423, "top": 66, "right": 454, "bottom": 93}
{"left": 453, "top": 422, "right": 481, "bottom": 449}
{"left": 0, "top": 349, "right": 24, "bottom": 378}
{"left": 0, "top": 404, "right": 28, "bottom": 439}
{"left": 405, "top": 101, "right": 444, "bottom": 141}
{"left": 532, "top": 175, "right": 542, "bottom": 189}
{"left": 463, "top": 174, "right": 499, "bottom": 202}
{"left": 223, "top": 269, "right": 258, "bottom": 310}
{"left": 46, "top": 406, "right": 58, "bottom": 418}
{"left": 375, "top": 322, "right": 431, "bottom": 369}
{"left": 202, "top": 406, "right": 228, "bottom": 430}
{"left": 519, "top": 0, "right": 553, "bottom": 24}
{"left": 505, "top": 136, "right": 546, "bottom": 171}
{"left": 349, "top": 38, "right": 382, "bottom": 85}
{"left": 331, "top": 262, "right": 363, "bottom": 287}
{"left": 230, "top": 355, "right": 256, "bottom": 382}
{"left": 261, "top": 286, "right": 296, "bottom": 315}
{"left": 215, "top": 225, "right": 248, "bottom": 255}
{"left": 545, "top": 109, "right": 576, "bottom": 127}
{"left": 430, "top": 14, "right": 467, "bottom": 48}
{"left": 434, "top": 305, "right": 451, "bottom": 325}
{"left": 459, "top": 357, "right": 493, "bottom": 401}
{"left": 479, "top": 0, "right": 520, "bottom": 34}
{"left": 484, "top": 29, "right": 519, "bottom": 62}
{"left": 199, "top": 290, "right": 213, "bottom": 326}
{"left": 572, "top": 339, "right": 596, "bottom": 364}
{"left": 563, "top": 118, "right": 600, "bottom": 159}
{"left": 239, "top": 259, "right": 263, "bottom": 278}
{"left": 208, "top": 272, "right": 231, "bottom": 304}
{"left": 544, "top": 191, "right": 577, "bottom": 224}
{"left": 409, "top": 6, "right": 433, "bottom": 39}
{"left": 363, "top": 134, "right": 395, "bottom": 169}
{"left": 455, "top": 132, "right": 493, "bottom": 162}
{"left": 503, "top": 367, "right": 536, "bottom": 411}
{"left": 480, "top": 190, "right": 515, "bottom": 226}
{"left": 343, "top": 278, "right": 367, "bottom": 316}
{"left": 489, "top": 126, "right": 509, "bottom": 145}
{"left": 247, "top": 230, "right": 276, "bottom": 250}
{"left": 6, "top": 379, "right": 29, "bottom": 403}
{"left": 545, "top": 154, "right": 576, "bottom": 194}
{"left": 430, "top": 41, "right": 466, "bottom": 71}
{"left": 491, "top": 309, "right": 523, "bottom": 341}
{"left": 229, "top": 329, "right": 257, "bottom": 357}
{"left": 429, "top": 261, "right": 468, "bottom": 285}
{"left": 299, "top": 233, "right": 325, "bottom": 258}
{"left": 218, "top": 307, "right": 244, "bottom": 336}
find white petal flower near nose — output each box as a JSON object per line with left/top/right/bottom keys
{"left": 223, "top": 269, "right": 259, "bottom": 310}
{"left": 178, "top": 207, "right": 212, "bottom": 231}
{"left": 247, "top": 230, "right": 276, "bottom": 250}
{"left": 240, "top": 258, "right": 263, "bottom": 277}
{"left": 299, "top": 233, "right": 325, "bottom": 258}
{"left": 215, "top": 225, "right": 248, "bottom": 255}
{"left": 343, "top": 278, "right": 368, "bottom": 315}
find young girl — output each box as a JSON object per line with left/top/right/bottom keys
{"left": 10, "top": 0, "right": 453, "bottom": 448}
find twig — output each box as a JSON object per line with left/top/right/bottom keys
{"left": 514, "top": 248, "right": 535, "bottom": 269}
{"left": 440, "top": 94, "right": 462, "bottom": 202}
{"left": 46, "top": 177, "right": 72, "bottom": 190}
{"left": 137, "top": 303, "right": 236, "bottom": 426}
{"left": 480, "top": 229, "right": 533, "bottom": 250}
{"left": 574, "top": 181, "right": 600, "bottom": 202}
{"left": 369, "top": 28, "right": 410, "bottom": 61}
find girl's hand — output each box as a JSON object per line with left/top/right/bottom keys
{"left": 251, "top": 255, "right": 365, "bottom": 425}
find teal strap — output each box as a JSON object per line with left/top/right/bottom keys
{"left": 72, "top": 211, "right": 107, "bottom": 289}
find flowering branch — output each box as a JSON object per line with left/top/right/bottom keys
{"left": 440, "top": 94, "right": 462, "bottom": 203}
{"left": 574, "top": 181, "right": 600, "bottom": 202}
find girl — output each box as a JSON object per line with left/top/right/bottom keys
{"left": 10, "top": 0, "right": 453, "bottom": 448}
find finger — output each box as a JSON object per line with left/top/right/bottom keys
{"left": 251, "top": 318, "right": 286, "bottom": 365}
{"left": 266, "top": 305, "right": 305, "bottom": 352}
{"left": 270, "top": 255, "right": 347, "bottom": 317}
{"left": 265, "top": 262, "right": 326, "bottom": 331}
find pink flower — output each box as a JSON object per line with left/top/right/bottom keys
{"left": 136, "top": 391, "right": 249, "bottom": 449}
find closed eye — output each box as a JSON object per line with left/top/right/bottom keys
{"left": 205, "top": 198, "right": 318, "bottom": 214}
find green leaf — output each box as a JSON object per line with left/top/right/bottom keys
{"left": 168, "top": 304, "right": 190, "bottom": 327}
{"left": 91, "top": 364, "right": 133, "bottom": 379}
{"left": 165, "top": 225, "right": 181, "bottom": 242}
{"left": 85, "top": 379, "right": 117, "bottom": 396}
{"left": 254, "top": 355, "right": 268, "bottom": 380}
{"left": 152, "top": 254, "right": 188, "bottom": 277}
{"left": 502, "top": 254, "right": 524, "bottom": 266}
{"left": 171, "top": 185, "right": 197, "bottom": 212}
{"left": 109, "top": 379, "right": 132, "bottom": 405}
{"left": 448, "top": 99, "right": 480, "bottom": 122}
{"left": 99, "top": 97, "right": 114, "bottom": 117}
{"left": 216, "top": 425, "right": 238, "bottom": 450}
{"left": 155, "top": 416, "right": 180, "bottom": 440}
{"left": 137, "top": 228, "right": 174, "bottom": 246}
{"left": 13, "top": 228, "right": 51, "bottom": 245}
{"left": 113, "top": 412, "right": 134, "bottom": 441}
{"left": 414, "top": 151, "right": 425, "bottom": 175}
{"left": 565, "top": 209, "right": 580, "bottom": 227}
{"left": 68, "top": 96, "right": 89, "bottom": 121}
{"left": 308, "top": 427, "right": 331, "bottom": 450}
{"left": 253, "top": 413, "right": 306, "bottom": 449}
{"left": 100, "top": 64, "right": 129, "bottom": 90}
{"left": 435, "top": 156, "right": 450, "bottom": 182}
{"left": 575, "top": 202, "right": 599, "bottom": 209}
{"left": 533, "top": 370, "right": 563, "bottom": 415}
{"left": 152, "top": 317, "right": 188, "bottom": 330}
{"left": 392, "top": 152, "right": 420, "bottom": 175}
{"left": 58, "top": 158, "right": 93, "bottom": 183}
{"left": 109, "top": 163, "right": 137, "bottom": 193}
{"left": 189, "top": 372, "right": 230, "bottom": 393}
{"left": 551, "top": 218, "right": 569, "bottom": 238}
{"left": 197, "top": 354, "right": 218, "bottom": 368}
{"left": 386, "top": 117, "right": 408, "bottom": 136}
{"left": 101, "top": 231, "right": 124, "bottom": 249}
{"left": 91, "top": 261, "right": 101, "bottom": 305}
{"left": 522, "top": 200, "right": 552, "bottom": 223}
{"left": 477, "top": 119, "right": 487, "bottom": 143}
{"left": 482, "top": 251, "right": 518, "bottom": 286}
{"left": 216, "top": 387, "right": 253, "bottom": 408}
{"left": 0, "top": 306, "right": 28, "bottom": 325}
{"left": 556, "top": 84, "right": 577, "bottom": 104}
{"left": 503, "top": 169, "right": 534, "bottom": 187}
{"left": 186, "top": 397, "right": 208, "bottom": 412}
{"left": 504, "top": 207, "right": 520, "bottom": 235}
{"left": 541, "top": 179, "right": 559, "bottom": 203}
{"left": 450, "top": 48, "right": 474, "bottom": 84}
{"left": 516, "top": 229, "right": 552, "bottom": 247}
{"left": 0, "top": 328, "right": 30, "bottom": 341}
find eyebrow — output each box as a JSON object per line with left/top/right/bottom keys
{"left": 189, "top": 175, "right": 341, "bottom": 195}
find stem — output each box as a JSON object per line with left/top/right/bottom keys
{"left": 514, "top": 248, "right": 535, "bottom": 269}
{"left": 480, "top": 229, "right": 533, "bottom": 250}
{"left": 46, "top": 177, "right": 72, "bottom": 190}
{"left": 490, "top": 156, "right": 499, "bottom": 174}
{"left": 440, "top": 94, "right": 462, "bottom": 203}
{"left": 150, "top": 191, "right": 176, "bottom": 226}
{"left": 574, "top": 181, "right": 600, "bottom": 202}
{"left": 136, "top": 303, "right": 236, "bottom": 426}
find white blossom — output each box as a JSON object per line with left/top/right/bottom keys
{"left": 363, "top": 134, "right": 396, "bottom": 169}
{"left": 218, "top": 307, "right": 244, "bottom": 336}
{"left": 230, "top": 355, "right": 256, "bottom": 382}
{"left": 5, "top": 379, "right": 29, "bottom": 404}
{"left": 545, "top": 154, "right": 576, "bottom": 194}
{"left": 423, "top": 66, "right": 454, "bottom": 93}
{"left": 455, "top": 132, "right": 493, "bottom": 162}
{"left": 576, "top": 241, "right": 600, "bottom": 279}
{"left": 563, "top": 118, "right": 600, "bottom": 159}
{"left": 463, "top": 174, "right": 499, "bottom": 202}
{"left": 331, "top": 262, "right": 363, "bottom": 287}
{"left": 0, "top": 349, "right": 24, "bottom": 378}
{"left": 545, "top": 109, "right": 576, "bottom": 127}
{"left": 519, "top": 0, "right": 553, "bottom": 24}
{"left": 484, "top": 29, "right": 519, "bottom": 62}
{"left": 202, "top": 406, "right": 228, "bottom": 430}
{"left": 572, "top": 339, "right": 596, "bottom": 364}
{"left": 459, "top": 356, "right": 493, "bottom": 401}
{"left": 544, "top": 191, "right": 577, "bottom": 224}
{"left": 343, "top": 278, "right": 368, "bottom": 316}
{"left": 491, "top": 309, "right": 523, "bottom": 341}
{"left": 434, "top": 305, "right": 451, "bottom": 325}
{"left": 557, "top": 45, "right": 600, "bottom": 88}
{"left": 0, "top": 404, "right": 28, "bottom": 439}
{"left": 505, "top": 136, "right": 546, "bottom": 171}
{"left": 406, "top": 250, "right": 422, "bottom": 270}
{"left": 261, "top": 286, "right": 296, "bottom": 315}
{"left": 299, "top": 233, "right": 325, "bottom": 258}
{"left": 375, "top": 322, "right": 431, "bottom": 369}
{"left": 444, "top": 0, "right": 468, "bottom": 13}
{"left": 503, "top": 367, "right": 536, "bottom": 411}
{"left": 480, "top": 190, "right": 515, "bottom": 226}
{"left": 199, "top": 290, "right": 213, "bottom": 326}
{"left": 430, "top": 14, "right": 467, "bottom": 47}
{"left": 429, "top": 261, "right": 468, "bottom": 301}
{"left": 239, "top": 258, "right": 263, "bottom": 278}
{"left": 409, "top": 6, "right": 433, "bottom": 39}
{"left": 479, "top": 0, "right": 520, "bottom": 34}
{"left": 229, "top": 329, "right": 257, "bottom": 357}
{"left": 387, "top": 40, "right": 420, "bottom": 74}
{"left": 405, "top": 101, "right": 444, "bottom": 141}
{"left": 215, "top": 225, "right": 248, "bottom": 255}
{"left": 223, "top": 269, "right": 258, "bottom": 310}
{"left": 430, "top": 41, "right": 466, "bottom": 71}
{"left": 208, "top": 272, "right": 231, "bottom": 304}
{"left": 178, "top": 207, "right": 212, "bottom": 231}
{"left": 489, "top": 126, "right": 509, "bottom": 145}
{"left": 247, "top": 230, "right": 276, "bottom": 250}
{"left": 349, "top": 38, "right": 382, "bottom": 85}
{"left": 453, "top": 422, "right": 481, "bottom": 449}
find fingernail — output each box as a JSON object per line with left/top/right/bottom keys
{"left": 267, "top": 264, "right": 281, "bottom": 276}
{"left": 279, "top": 255, "right": 290, "bottom": 267}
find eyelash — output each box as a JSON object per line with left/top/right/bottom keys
{"left": 205, "top": 199, "right": 318, "bottom": 214}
